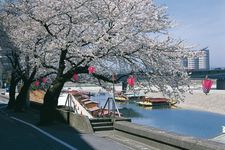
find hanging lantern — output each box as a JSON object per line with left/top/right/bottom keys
{"left": 127, "top": 76, "right": 135, "bottom": 87}
{"left": 202, "top": 79, "right": 213, "bottom": 94}
{"left": 42, "top": 77, "right": 48, "bottom": 83}
{"left": 34, "top": 81, "right": 40, "bottom": 87}
{"left": 88, "top": 66, "right": 95, "bottom": 74}
{"left": 73, "top": 73, "right": 78, "bottom": 81}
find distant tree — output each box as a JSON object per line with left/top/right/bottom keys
{"left": 0, "top": 19, "right": 37, "bottom": 111}
{"left": 1, "top": 0, "right": 196, "bottom": 124}
{"left": 6, "top": 54, "right": 21, "bottom": 109}
{"left": 0, "top": 2, "right": 51, "bottom": 111}
{"left": 0, "top": 22, "right": 20, "bottom": 109}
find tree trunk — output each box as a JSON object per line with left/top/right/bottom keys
{"left": 7, "top": 79, "right": 19, "bottom": 109}
{"left": 7, "top": 72, "right": 21, "bottom": 109}
{"left": 40, "top": 78, "right": 65, "bottom": 125}
{"left": 14, "top": 82, "right": 31, "bottom": 112}
{"left": 122, "top": 81, "right": 128, "bottom": 93}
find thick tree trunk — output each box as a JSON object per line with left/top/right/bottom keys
{"left": 40, "top": 79, "right": 65, "bottom": 125}
{"left": 7, "top": 79, "right": 19, "bottom": 109}
{"left": 14, "top": 82, "right": 31, "bottom": 112}
{"left": 13, "top": 66, "right": 37, "bottom": 112}
{"left": 7, "top": 72, "right": 21, "bottom": 109}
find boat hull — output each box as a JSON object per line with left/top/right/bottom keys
{"left": 115, "top": 97, "right": 128, "bottom": 102}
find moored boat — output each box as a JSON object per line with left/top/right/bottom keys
{"left": 115, "top": 95, "right": 129, "bottom": 102}
{"left": 136, "top": 101, "right": 152, "bottom": 106}
{"left": 136, "top": 97, "right": 176, "bottom": 107}
{"left": 145, "top": 97, "right": 169, "bottom": 103}
{"left": 124, "top": 92, "right": 145, "bottom": 100}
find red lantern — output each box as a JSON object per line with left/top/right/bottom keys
{"left": 42, "top": 77, "right": 48, "bottom": 83}
{"left": 34, "top": 81, "right": 40, "bottom": 87}
{"left": 202, "top": 79, "right": 213, "bottom": 94}
{"left": 73, "top": 73, "right": 78, "bottom": 81}
{"left": 88, "top": 66, "right": 95, "bottom": 74}
{"left": 127, "top": 76, "right": 135, "bottom": 87}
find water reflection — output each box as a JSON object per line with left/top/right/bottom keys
{"left": 90, "top": 93, "right": 225, "bottom": 139}
{"left": 119, "top": 107, "right": 142, "bottom": 117}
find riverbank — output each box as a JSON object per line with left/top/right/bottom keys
{"left": 178, "top": 90, "right": 225, "bottom": 115}
{"left": 63, "top": 83, "right": 225, "bottom": 115}
{"left": 62, "top": 83, "right": 225, "bottom": 115}
{"left": 147, "top": 89, "right": 225, "bottom": 115}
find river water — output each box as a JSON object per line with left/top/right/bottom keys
{"left": 91, "top": 93, "right": 225, "bottom": 139}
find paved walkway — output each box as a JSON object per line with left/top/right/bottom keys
{"left": 0, "top": 97, "right": 132, "bottom": 150}
{"left": 0, "top": 95, "right": 159, "bottom": 150}
{"left": 0, "top": 112, "right": 70, "bottom": 150}
{"left": 95, "top": 131, "right": 159, "bottom": 150}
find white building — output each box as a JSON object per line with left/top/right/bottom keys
{"left": 181, "top": 48, "right": 210, "bottom": 71}
{"left": 198, "top": 49, "right": 210, "bottom": 70}
{"left": 187, "top": 57, "right": 199, "bottom": 70}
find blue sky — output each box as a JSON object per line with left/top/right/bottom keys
{"left": 155, "top": 0, "right": 225, "bottom": 68}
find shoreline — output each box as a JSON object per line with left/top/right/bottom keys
{"left": 146, "top": 89, "right": 225, "bottom": 115}
{"left": 63, "top": 84, "right": 225, "bottom": 116}
{"left": 178, "top": 90, "right": 225, "bottom": 115}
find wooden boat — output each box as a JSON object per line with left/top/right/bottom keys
{"left": 136, "top": 101, "right": 152, "bottom": 106}
{"left": 136, "top": 97, "right": 176, "bottom": 107}
{"left": 115, "top": 95, "right": 128, "bottom": 102}
{"left": 124, "top": 92, "right": 145, "bottom": 100}
{"left": 146, "top": 97, "right": 169, "bottom": 103}
{"left": 127, "top": 94, "right": 145, "bottom": 100}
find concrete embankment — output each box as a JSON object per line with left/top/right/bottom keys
{"left": 113, "top": 121, "right": 225, "bottom": 150}
{"left": 55, "top": 108, "right": 225, "bottom": 150}
{"left": 56, "top": 108, "right": 94, "bottom": 133}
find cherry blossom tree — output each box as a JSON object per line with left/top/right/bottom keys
{"left": 1, "top": 0, "right": 196, "bottom": 123}
{"left": 0, "top": 1, "right": 51, "bottom": 111}
{"left": 0, "top": 19, "right": 37, "bottom": 111}
{"left": 0, "top": 22, "right": 20, "bottom": 109}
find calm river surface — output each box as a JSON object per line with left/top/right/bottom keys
{"left": 91, "top": 94, "right": 225, "bottom": 139}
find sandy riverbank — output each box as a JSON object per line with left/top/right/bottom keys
{"left": 147, "top": 89, "right": 225, "bottom": 115}
{"left": 179, "top": 90, "right": 225, "bottom": 115}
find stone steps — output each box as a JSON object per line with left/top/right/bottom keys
{"left": 90, "top": 118, "right": 113, "bottom": 132}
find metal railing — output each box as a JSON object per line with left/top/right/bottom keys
{"left": 100, "top": 96, "right": 121, "bottom": 117}
{"left": 64, "top": 94, "right": 78, "bottom": 113}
